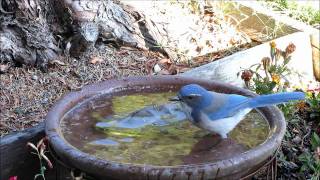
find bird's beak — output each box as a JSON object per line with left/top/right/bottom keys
{"left": 169, "top": 96, "right": 181, "bottom": 101}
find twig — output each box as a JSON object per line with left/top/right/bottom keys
{"left": 301, "top": 128, "right": 311, "bottom": 147}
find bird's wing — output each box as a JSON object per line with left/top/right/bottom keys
{"left": 203, "top": 92, "right": 250, "bottom": 120}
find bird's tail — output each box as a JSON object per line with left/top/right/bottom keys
{"left": 248, "top": 92, "right": 305, "bottom": 108}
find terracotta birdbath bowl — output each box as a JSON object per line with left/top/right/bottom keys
{"left": 45, "top": 75, "right": 286, "bottom": 179}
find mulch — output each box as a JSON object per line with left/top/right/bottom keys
{"left": 0, "top": 44, "right": 163, "bottom": 136}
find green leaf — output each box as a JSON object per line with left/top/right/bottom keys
{"left": 283, "top": 56, "right": 291, "bottom": 65}
{"left": 311, "top": 132, "right": 320, "bottom": 150}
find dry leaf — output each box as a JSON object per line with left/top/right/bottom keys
{"left": 50, "top": 59, "right": 66, "bottom": 66}
{"left": 40, "top": 147, "right": 53, "bottom": 169}
{"left": 90, "top": 57, "right": 103, "bottom": 64}
{"left": 292, "top": 128, "right": 299, "bottom": 134}
{"left": 159, "top": 58, "right": 172, "bottom": 65}
{"left": 37, "top": 138, "right": 45, "bottom": 149}
{"left": 145, "top": 59, "right": 157, "bottom": 75}
{"left": 116, "top": 50, "right": 129, "bottom": 56}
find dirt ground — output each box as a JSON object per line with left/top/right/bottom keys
{"left": 1, "top": 1, "right": 258, "bottom": 136}
{"left": 0, "top": 44, "right": 165, "bottom": 136}
{"left": 0, "top": 39, "right": 261, "bottom": 137}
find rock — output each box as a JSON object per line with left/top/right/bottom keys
{"left": 292, "top": 136, "right": 302, "bottom": 144}
{"left": 153, "top": 64, "right": 162, "bottom": 73}
{"left": 31, "top": 75, "right": 38, "bottom": 81}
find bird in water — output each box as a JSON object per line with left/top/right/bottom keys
{"left": 170, "top": 84, "right": 305, "bottom": 138}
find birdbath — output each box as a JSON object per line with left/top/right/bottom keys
{"left": 45, "top": 76, "right": 286, "bottom": 179}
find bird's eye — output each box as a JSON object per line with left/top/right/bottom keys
{"left": 188, "top": 96, "right": 193, "bottom": 100}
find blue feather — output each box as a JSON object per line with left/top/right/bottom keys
{"left": 176, "top": 84, "right": 306, "bottom": 138}
{"left": 248, "top": 92, "right": 305, "bottom": 108}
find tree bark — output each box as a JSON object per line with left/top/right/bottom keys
{"left": 0, "top": 0, "right": 172, "bottom": 68}
{"left": 1, "top": 0, "right": 247, "bottom": 68}
{"left": 0, "top": 0, "right": 61, "bottom": 68}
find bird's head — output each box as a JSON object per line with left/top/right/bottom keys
{"left": 170, "top": 84, "right": 211, "bottom": 108}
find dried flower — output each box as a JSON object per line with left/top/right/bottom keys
{"left": 261, "top": 57, "right": 271, "bottom": 71}
{"left": 295, "top": 101, "right": 308, "bottom": 111}
{"left": 27, "top": 137, "right": 53, "bottom": 170}
{"left": 241, "top": 70, "right": 253, "bottom": 87}
{"left": 241, "top": 70, "right": 253, "bottom": 81}
{"left": 271, "top": 74, "right": 280, "bottom": 84}
{"left": 40, "top": 147, "right": 53, "bottom": 169}
{"left": 285, "top": 43, "right": 296, "bottom": 56}
{"left": 275, "top": 48, "right": 282, "bottom": 61}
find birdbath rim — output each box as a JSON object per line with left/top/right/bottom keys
{"left": 45, "top": 75, "right": 286, "bottom": 179}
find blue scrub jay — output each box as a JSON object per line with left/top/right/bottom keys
{"left": 170, "top": 84, "right": 305, "bottom": 138}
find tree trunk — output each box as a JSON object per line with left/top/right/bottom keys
{"left": 0, "top": 0, "right": 61, "bottom": 68}
{"left": 1, "top": 0, "right": 252, "bottom": 69}
{"left": 0, "top": 0, "right": 172, "bottom": 68}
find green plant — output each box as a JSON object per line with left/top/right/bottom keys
{"left": 306, "top": 91, "right": 320, "bottom": 121}
{"left": 264, "top": 0, "right": 320, "bottom": 26}
{"left": 238, "top": 41, "right": 296, "bottom": 95}
{"left": 298, "top": 132, "right": 320, "bottom": 180}
{"left": 27, "top": 137, "right": 53, "bottom": 180}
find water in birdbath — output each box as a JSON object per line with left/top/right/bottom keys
{"left": 61, "top": 92, "right": 269, "bottom": 166}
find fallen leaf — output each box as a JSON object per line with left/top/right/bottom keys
{"left": 159, "top": 58, "right": 172, "bottom": 65}
{"left": 116, "top": 50, "right": 129, "bottom": 56}
{"left": 292, "top": 128, "right": 299, "bottom": 134}
{"left": 50, "top": 59, "right": 66, "bottom": 66}
{"left": 145, "top": 59, "right": 157, "bottom": 75}
{"left": 90, "top": 57, "right": 103, "bottom": 64}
